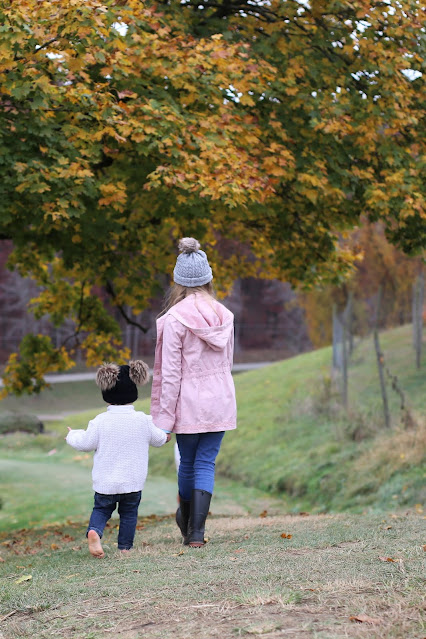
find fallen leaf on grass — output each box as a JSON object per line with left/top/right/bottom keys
{"left": 259, "top": 510, "right": 268, "bottom": 518}
{"left": 378, "top": 556, "right": 398, "bottom": 562}
{"left": 15, "top": 574, "right": 32, "bottom": 584}
{"left": 50, "top": 543, "right": 59, "bottom": 551}
{"left": 281, "top": 533, "right": 293, "bottom": 539}
{"left": 299, "top": 512, "right": 309, "bottom": 516}
{"left": 0, "top": 557, "right": 5, "bottom": 562}
{"left": 349, "top": 614, "right": 381, "bottom": 625}
{"left": 47, "top": 449, "right": 57, "bottom": 456}
{"left": 72, "top": 546, "right": 81, "bottom": 551}
{"left": 384, "top": 526, "right": 392, "bottom": 530}
{"left": 422, "top": 545, "right": 426, "bottom": 552}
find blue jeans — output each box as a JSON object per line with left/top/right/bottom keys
{"left": 87, "top": 491, "right": 141, "bottom": 550}
{"left": 176, "top": 432, "right": 225, "bottom": 501}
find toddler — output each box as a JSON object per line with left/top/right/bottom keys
{"left": 66, "top": 360, "right": 169, "bottom": 557}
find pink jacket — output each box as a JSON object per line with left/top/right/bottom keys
{"left": 150, "top": 293, "right": 237, "bottom": 434}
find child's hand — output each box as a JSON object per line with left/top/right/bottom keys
{"left": 166, "top": 434, "right": 171, "bottom": 443}
{"left": 64, "top": 427, "right": 72, "bottom": 440}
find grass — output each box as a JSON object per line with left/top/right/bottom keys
{"left": 0, "top": 380, "right": 153, "bottom": 418}
{"left": 0, "top": 324, "right": 424, "bottom": 638}
{"left": 217, "top": 324, "right": 426, "bottom": 514}
{"left": 0, "top": 511, "right": 424, "bottom": 639}
{"left": 0, "top": 324, "right": 424, "bottom": 525}
{"left": 0, "top": 417, "right": 283, "bottom": 532}
{"left": 129, "top": 324, "right": 425, "bottom": 514}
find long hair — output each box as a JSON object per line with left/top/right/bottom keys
{"left": 158, "top": 282, "right": 216, "bottom": 318}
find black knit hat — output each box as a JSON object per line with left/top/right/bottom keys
{"left": 96, "top": 361, "right": 149, "bottom": 405}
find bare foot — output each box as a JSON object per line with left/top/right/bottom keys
{"left": 119, "top": 548, "right": 132, "bottom": 555}
{"left": 87, "top": 530, "right": 105, "bottom": 558}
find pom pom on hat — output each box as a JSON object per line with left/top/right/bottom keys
{"left": 179, "top": 237, "right": 201, "bottom": 253}
{"left": 96, "top": 363, "right": 120, "bottom": 391}
{"left": 129, "top": 360, "right": 150, "bottom": 386}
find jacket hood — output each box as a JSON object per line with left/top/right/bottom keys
{"left": 168, "top": 293, "right": 233, "bottom": 351}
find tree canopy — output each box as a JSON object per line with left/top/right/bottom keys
{"left": 0, "top": 0, "right": 424, "bottom": 394}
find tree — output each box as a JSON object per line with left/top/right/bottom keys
{"left": 0, "top": 0, "right": 424, "bottom": 395}
{"left": 300, "top": 222, "right": 424, "bottom": 348}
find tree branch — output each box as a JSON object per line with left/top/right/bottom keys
{"left": 105, "top": 280, "right": 149, "bottom": 333}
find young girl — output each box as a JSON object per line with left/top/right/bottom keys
{"left": 66, "top": 360, "right": 170, "bottom": 557}
{"left": 151, "top": 238, "right": 237, "bottom": 547}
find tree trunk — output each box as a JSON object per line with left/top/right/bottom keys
{"left": 347, "top": 291, "right": 354, "bottom": 356}
{"left": 332, "top": 304, "right": 343, "bottom": 371}
{"left": 342, "top": 309, "right": 348, "bottom": 409}
{"left": 374, "top": 287, "right": 391, "bottom": 428}
{"left": 413, "top": 271, "right": 424, "bottom": 369}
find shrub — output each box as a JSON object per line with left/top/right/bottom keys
{"left": 0, "top": 412, "right": 44, "bottom": 435}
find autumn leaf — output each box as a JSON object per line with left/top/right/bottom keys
{"left": 259, "top": 510, "right": 268, "bottom": 518}
{"left": 349, "top": 614, "right": 381, "bottom": 625}
{"left": 378, "top": 556, "right": 398, "bottom": 562}
{"left": 280, "top": 533, "right": 293, "bottom": 539}
{"left": 15, "top": 574, "right": 32, "bottom": 584}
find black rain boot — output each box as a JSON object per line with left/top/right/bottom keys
{"left": 175, "top": 496, "right": 191, "bottom": 545}
{"left": 188, "top": 489, "right": 212, "bottom": 547}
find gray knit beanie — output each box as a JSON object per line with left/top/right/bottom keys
{"left": 173, "top": 238, "right": 213, "bottom": 287}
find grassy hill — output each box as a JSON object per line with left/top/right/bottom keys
{"left": 0, "top": 324, "right": 424, "bottom": 531}
{"left": 215, "top": 324, "right": 425, "bottom": 513}
{"left": 149, "top": 323, "right": 425, "bottom": 513}
{"left": 0, "top": 324, "right": 424, "bottom": 639}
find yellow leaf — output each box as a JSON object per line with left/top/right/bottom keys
{"left": 15, "top": 574, "right": 32, "bottom": 584}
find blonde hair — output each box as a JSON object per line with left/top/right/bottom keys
{"left": 158, "top": 282, "right": 216, "bottom": 318}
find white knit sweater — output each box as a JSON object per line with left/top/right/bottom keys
{"left": 66, "top": 405, "right": 167, "bottom": 494}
